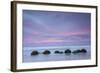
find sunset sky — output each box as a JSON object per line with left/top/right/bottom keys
{"left": 23, "top": 10, "right": 91, "bottom": 47}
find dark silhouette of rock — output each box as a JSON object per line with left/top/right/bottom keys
{"left": 80, "top": 49, "right": 87, "bottom": 53}
{"left": 72, "top": 49, "right": 87, "bottom": 54}
{"left": 43, "top": 50, "right": 51, "bottom": 55}
{"left": 54, "top": 51, "right": 60, "bottom": 54}
{"left": 54, "top": 51, "right": 63, "bottom": 54}
{"left": 64, "top": 49, "right": 71, "bottom": 54}
{"left": 72, "top": 50, "right": 81, "bottom": 54}
{"left": 31, "top": 50, "right": 39, "bottom": 56}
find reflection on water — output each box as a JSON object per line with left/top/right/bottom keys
{"left": 22, "top": 46, "right": 91, "bottom": 63}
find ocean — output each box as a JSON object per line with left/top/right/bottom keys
{"left": 22, "top": 46, "right": 91, "bottom": 63}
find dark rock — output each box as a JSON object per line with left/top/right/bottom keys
{"left": 64, "top": 49, "right": 71, "bottom": 54}
{"left": 80, "top": 49, "right": 87, "bottom": 53}
{"left": 55, "top": 51, "right": 60, "bottom": 54}
{"left": 72, "top": 50, "right": 81, "bottom": 54}
{"left": 31, "top": 50, "right": 39, "bottom": 56}
{"left": 72, "top": 49, "right": 87, "bottom": 54}
{"left": 54, "top": 51, "right": 63, "bottom": 54}
{"left": 43, "top": 50, "right": 51, "bottom": 55}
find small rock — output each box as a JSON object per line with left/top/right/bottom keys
{"left": 31, "top": 50, "right": 39, "bottom": 56}
{"left": 65, "top": 49, "right": 71, "bottom": 54}
{"left": 43, "top": 50, "right": 51, "bottom": 55}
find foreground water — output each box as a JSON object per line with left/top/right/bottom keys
{"left": 22, "top": 46, "right": 91, "bottom": 63}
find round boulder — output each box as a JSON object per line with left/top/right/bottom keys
{"left": 80, "top": 49, "right": 87, "bottom": 53}
{"left": 64, "top": 49, "right": 71, "bottom": 54}
{"left": 54, "top": 51, "right": 60, "bottom": 54}
{"left": 43, "top": 50, "right": 51, "bottom": 55}
{"left": 54, "top": 51, "right": 63, "bottom": 54}
{"left": 31, "top": 50, "right": 39, "bottom": 56}
{"left": 72, "top": 50, "right": 81, "bottom": 54}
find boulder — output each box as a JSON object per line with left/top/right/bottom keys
{"left": 72, "top": 50, "right": 81, "bottom": 54}
{"left": 72, "top": 49, "right": 87, "bottom": 54}
{"left": 80, "top": 49, "right": 87, "bottom": 53}
{"left": 43, "top": 50, "right": 51, "bottom": 55}
{"left": 31, "top": 50, "right": 39, "bottom": 56}
{"left": 54, "top": 51, "right": 63, "bottom": 54}
{"left": 64, "top": 49, "right": 71, "bottom": 54}
{"left": 54, "top": 51, "right": 60, "bottom": 54}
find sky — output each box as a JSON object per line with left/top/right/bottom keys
{"left": 23, "top": 10, "right": 91, "bottom": 47}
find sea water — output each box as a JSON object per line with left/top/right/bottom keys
{"left": 22, "top": 46, "right": 91, "bottom": 63}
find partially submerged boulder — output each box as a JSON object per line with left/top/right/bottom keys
{"left": 31, "top": 50, "right": 39, "bottom": 56}
{"left": 72, "top": 49, "right": 81, "bottom": 54}
{"left": 72, "top": 49, "right": 87, "bottom": 54}
{"left": 80, "top": 49, "right": 87, "bottom": 53}
{"left": 43, "top": 50, "right": 51, "bottom": 55}
{"left": 54, "top": 51, "right": 60, "bottom": 54}
{"left": 64, "top": 49, "right": 71, "bottom": 54}
{"left": 54, "top": 50, "right": 63, "bottom": 54}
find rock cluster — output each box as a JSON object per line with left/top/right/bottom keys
{"left": 31, "top": 49, "right": 87, "bottom": 56}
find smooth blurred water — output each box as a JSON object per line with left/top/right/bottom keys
{"left": 22, "top": 46, "right": 91, "bottom": 63}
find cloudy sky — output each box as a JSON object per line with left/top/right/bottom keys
{"left": 23, "top": 10, "right": 91, "bottom": 47}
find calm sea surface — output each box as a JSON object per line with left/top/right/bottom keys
{"left": 22, "top": 46, "right": 91, "bottom": 63}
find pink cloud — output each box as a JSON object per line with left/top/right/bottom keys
{"left": 35, "top": 38, "right": 64, "bottom": 44}
{"left": 54, "top": 30, "right": 90, "bottom": 37}
{"left": 24, "top": 30, "right": 90, "bottom": 44}
{"left": 59, "top": 32, "right": 85, "bottom": 36}
{"left": 24, "top": 37, "right": 64, "bottom": 44}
